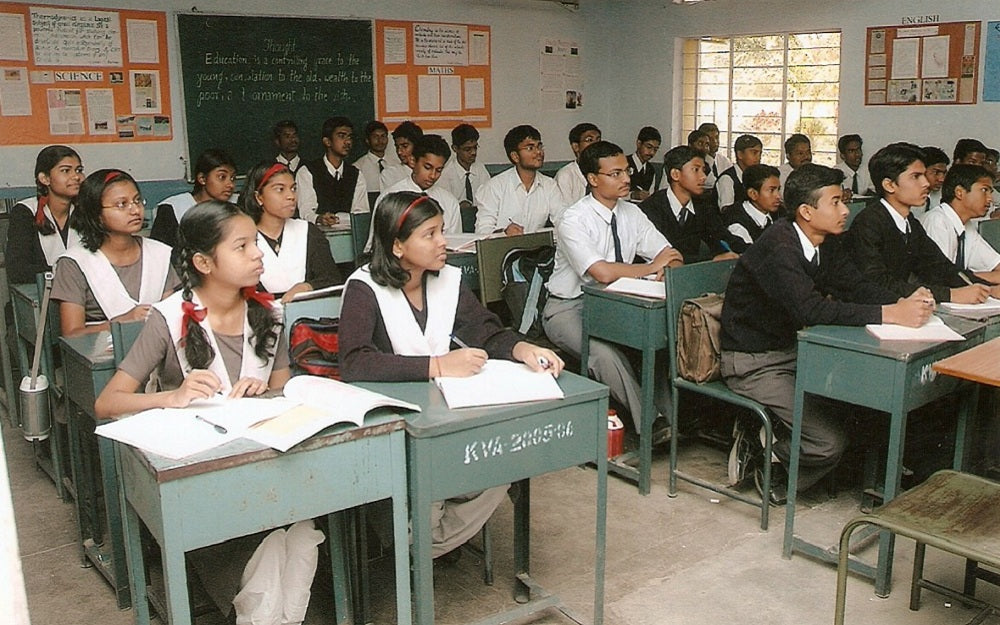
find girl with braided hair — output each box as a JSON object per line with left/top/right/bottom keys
{"left": 6, "top": 145, "right": 86, "bottom": 285}
{"left": 52, "top": 168, "right": 178, "bottom": 337}
{"left": 96, "top": 201, "right": 322, "bottom": 625}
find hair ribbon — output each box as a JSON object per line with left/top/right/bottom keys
{"left": 34, "top": 194, "right": 49, "bottom": 227}
{"left": 242, "top": 286, "right": 275, "bottom": 307}
{"left": 180, "top": 300, "right": 207, "bottom": 339}
{"left": 396, "top": 194, "right": 429, "bottom": 233}
{"left": 256, "top": 163, "right": 288, "bottom": 192}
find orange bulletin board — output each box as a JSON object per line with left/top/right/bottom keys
{"left": 0, "top": 3, "right": 172, "bottom": 144}
{"left": 865, "top": 21, "right": 981, "bottom": 106}
{"left": 375, "top": 20, "right": 492, "bottom": 130}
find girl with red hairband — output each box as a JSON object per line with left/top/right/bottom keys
{"left": 340, "top": 190, "right": 564, "bottom": 559}
{"left": 150, "top": 148, "right": 237, "bottom": 248}
{"left": 241, "top": 161, "right": 341, "bottom": 303}
{"left": 5, "top": 145, "right": 85, "bottom": 284}
{"left": 52, "top": 169, "right": 179, "bottom": 337}
{"left": 96, "top": 201, "right": 320, "bottom": 625}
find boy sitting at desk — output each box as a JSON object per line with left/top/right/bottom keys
{"left": 920, "top": 164, "right": 1000, "bottom": 285}
{"left": 295, "top": 116, "right": 369, "bottom": 227}
{"left": 438, "top": 123, "right": 491, "bottom": 218}
{"left": 721, "top": 163, "right": 934, "bottom": 505}
{"left": 918, "top": 146, "right": 950, "bottom": 216}
{"left": 716, "top": 134, "right": 763, "bottom": 211}
{"left": 639, "top": 145, "right": 739, "bottom": 263}
{"left": 555, "top": 122, "right": 602, "bottom": 210}
{"left": 379, "top": 120, "right": 423, "bottom": 191}
{"left": 723, "top": 163, "right": 781, "bottom": 252}
{"left": 543, "top": 140, "right": 682, "bottom": 440}
{"left": 272, "top": 119, "right": 302, "bottom": 174}
{"left": 627, "top": 126, "right": 661, "bottom": 202}
{"left": 845, "top": 142, "right": 991, "bottom": 304}
{"left": 353, "top": 120, "right": 392, "bottom": 194}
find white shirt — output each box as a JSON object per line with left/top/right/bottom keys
{"left": 920, "top": 202, "right": 1000, "bottom": 272}
{"left": 704, "top": 152, "right": 731, "bottom": 190}
{"left": 664, "top": 186, "right": 694, "bottom": 222}
{"left": 276, "top": 153, "right": 300, "bottom": 173}
{"left": 792, "top": 221, "right": 818, "bottom": 264}
{"left": 778, "top": 163, "right": 795, "bottom": 189}
{"left": 715, "top": 164, "right": 743, "bottom": 209}
{"left": 546, "top": 194, "right": 670, "bottom": 299}
{"left": 295, "top": 155, "right": 369, "bottom": 223}
{"left": 727, "top": 201, "right": 773, "bottom": 245}
{"left": 353, "top": 151, "right": 393, "bottom": 193}
{"left": 437, "top": 156, "right": 490, "bottom": 206}
{"left": 836, "top": 161, "right": 873, "bottom": 196}
{"left": 379, "top": 163, "right": 411, "bottom": 192}
{"left": 554, "top": 161, "right": 588, "bottom": 211}
{"left": 881, "top": 198, "right": 911, "bottom": 235}
{"left": 365, "top": 176, "right": 463, "bottom": 252}
{"left": 475, "top": 167, "right": 563, "bottom": 234}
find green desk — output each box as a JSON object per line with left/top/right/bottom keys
{"left": 784, "top": 317, "right": 985, "bottom": 597}
{"left": 580, "top": 284, "right": 666, "bottom": 495}
{"left": 118, "top": 412, "right": 412, "bottom": 625}
{"left": 60, "top": 331, "right": 126, "bottom": 607}
{"left": 446, "top": 251, "right": 480, "bottom": 292}
{"left": 361, "top": 373, "right": 609, "bottom": 625}
{"left": 323, "top": 226, "right": 355, "bottom": 264}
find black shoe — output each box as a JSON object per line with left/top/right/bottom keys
{"left": 754, "top": 462, "right": 788, "bottom": 507}
{"left": 651, "top": 416, "right": 671, "bottom": 447}
{"left": 727, "top": 422, "right": 758, "bottom": 486}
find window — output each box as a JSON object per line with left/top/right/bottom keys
{"left": 681, "top": 32, "right": 841, "bottom": 166}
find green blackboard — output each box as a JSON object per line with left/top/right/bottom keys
{"left": 177, "top": 14, "right": 375, "bottom": 174}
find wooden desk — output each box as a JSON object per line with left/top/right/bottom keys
{"left": 360, "top": 373, "right": 609, "bottom": 625}
{"left": 60, "top": 332, "right": 127, "bottom": 607}
{"left": 581, "top": 283, "right": 666, "bottom": 495}
{"left": 933, "top": 336, "right": 1000, "bottom": 386}
{"left": 784, "top": 317, "right": 985, "bottom": 597}
{"left": 118, "top": 412, "right": 412, "bottom": 625}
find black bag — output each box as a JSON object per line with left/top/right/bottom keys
{"left": 288, "top": 317, "right": 340, "bottom": 379}
{"left": 500, "top": 245, "right": 556, "bottom": 339}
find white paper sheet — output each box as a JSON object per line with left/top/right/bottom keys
{"left": 865, "top": 315, "right": 964, "bottom": 342}
{"left": 126, "top": 19, "right": 159, "bottom": 64}
{"left": 605, "top": 277, "right": 665, "bottom": 299}
{"left": 0, "top": 13, "right": 28, "bottom": 61}
{"left": 384, "top": 75, "right": 409, "bottom": 113}
{"left": 417, "top": 74, "right": 440, "bottom": 112}
{"left": 434, "top": 360, "right": 563, "bottom": 409}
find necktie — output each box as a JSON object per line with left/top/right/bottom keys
{"left": 678, "top": 208, "right": 689, "bottom": 227}
{"left": 851, "top": 172, "right": 859, "bottom": 194}
{"left": 957, "top": 231, "right": 966, "bottom": 270}
{"left": 904, "top": 221, "right": 911, "bottom": 245}
{"left": 765, "top": 215, "right": 773, "bottom": 227}
{"left": 712, "top": 161, "right": 719, "bottom": 179}
{"left": 378, "top": 158, "right": 384, "bottom": 172}
{"left": 810, "top": 250, "right": 820, "bottom": 272}
{"left": 610, "top": 213, "right": 624, "bottom": 263}
{"left": 465, "top": 172, "right": 474, "bottom": 204}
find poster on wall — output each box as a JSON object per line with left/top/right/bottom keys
{"left": 985, "top": 21, "right": 1000, "bottom": 102}
{"left": 540, "top": 38, "right": 582, "bottom": 111}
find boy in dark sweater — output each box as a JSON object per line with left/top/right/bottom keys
{"left": 721, "top": 163, "right": 933, "bottom": 505}
{"left": 845, "top": 142, "right": 990, "bottom": 304}
{"left": 722, "top": 163, "right": 781, "bottom": 252}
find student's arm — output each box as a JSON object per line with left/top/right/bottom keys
{"left": 716, "top": 175, "right": 735, "bottom": 210}
{"left": 697, "top": 207, "right": 740, "bottom": 260}
{"left": 846, "top": 208, "right": 935, "bottom": 299}
{"left": 6, "top": 206, "right": 49, "bottom": 284}
{"left": 909, "top": 220, "right": 989, "bottom": 302}
{"left": 350, "top": 169, "right": 369, "bottom": 214}
{"left": 725, "top": 222, "right": 753, "bottom": 252}
{"left": 440, "top": 192, "right": 463, "bottom": 234}
{"left": 475, "top": 179, "right": 502, "bottom": 234}
{"left": 295, "top": 167, "right": 319, "bottom": 224}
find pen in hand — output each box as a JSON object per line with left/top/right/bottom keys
{"left": 195, "top": 414, "right": 228, "bottom": 434}
{"left": 450, "top": 334, "right": 471, "bottom": 349}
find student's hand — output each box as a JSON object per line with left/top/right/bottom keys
{"left": 318, "top": 213, "right": 340, "bottom": 227}
{"left": 712, "top": 251, "right": 740, "bottom": 261}
{"left": 459, "top": 199, "right": 474, "bottom": 210}
{"left": 167, "top": 369, "right": 222, "bottom": 407}
{"left": 651, "top": 246, "right": 684, "bottom": 272}
{"left": 632, "top": 190, "right": 650, "bottom": 202}
{"left": 436, "top": 348, "right": 488, "bottom": 377}
{"left": 950, "top": 284, "right": 991, "bottom": 304}
{"left": 504, "top": 222, "right": 525, "bottom": 237}
{"left": 229, "top": 377, "right": 269, "bottom": 398}
{"left": 990, "top": 285, "right": 1000, "bottom": 299}
{"left": 842, "top": 188, "right": 853, "bottom": 203}
{"left": 112, "top": 305, "right": 151, "bottom": 324}
{"left": 883, "top": 291, "right": 935, "bottom": 328}
{"left": 280, "top": 283, "right": 312, "bottom": 304}
{"left": 512, "top": 341, "right": 564, "bottom": 377}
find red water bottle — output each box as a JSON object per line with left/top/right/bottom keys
{"left": 607, "top": 409, "right": 624, "bottom": 458}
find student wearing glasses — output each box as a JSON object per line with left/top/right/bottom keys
{"left": 52, "top": 169, "right": 179, "bottom": 337}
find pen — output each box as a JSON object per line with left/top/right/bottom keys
{"left": 450, "top": 334, "right": 471, "bottom": 349}
{"left": 195, "top": 414, "right": 228, "bottom": 434}
{"left": 538, "top": 356, "right": 551, "bottom": 370}
{"left": 959, "top": 272, "right": 974, "bottom": 286}
{"left": 719, "top": 240, "right": 732, "bottom": 253}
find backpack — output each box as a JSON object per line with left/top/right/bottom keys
{"left": 288, "top": 317, "right": 341, "bottom": 379}
{"left": 500, "top": 244, "right": 556, "bottom": 339}
{"left": 676, "top": 293, "right": 724, "bottom": 383}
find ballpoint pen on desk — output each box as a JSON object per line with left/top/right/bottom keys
{"left": 195, "top": 414, "right": 228, "bottom": 434}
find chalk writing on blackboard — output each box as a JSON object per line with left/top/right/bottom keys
{"left": 30, "top": 6, "right": 123, "bottom": 67}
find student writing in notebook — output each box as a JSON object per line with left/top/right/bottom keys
{"left": 241, "top": 161, "right": 341, "bottom": 303}
{"left": 95, "top": 201, "right": 322, "bottom": 625}
{"left": 52, "top": 169, "right": 178, "bottom": 337}
{"left": 339, "top": 191, "right": 561, "bottom": 558}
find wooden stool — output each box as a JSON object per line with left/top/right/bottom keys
{"left": 834, "top": 470, "right": 1000, "bottom": 625}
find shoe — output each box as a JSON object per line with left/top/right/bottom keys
{"left": 754, "top": 462, "right": 788, "bottom": 507}
{"left": 650, "top": 416, "right": 672, "bottom": 447}
{"left": 727, "top": 422, "right": 756, "bottom": 486}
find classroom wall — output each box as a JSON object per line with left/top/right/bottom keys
{"left": 1, "top": 0, "right": 611, "bottom": 190}
{"left": 600, "top": 0, "right": 1000, "bottom": 162}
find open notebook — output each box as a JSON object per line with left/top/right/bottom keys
{"left": 434, "top": 360, "right": 564, "bottom": 409}
{"left": 865, "top": 315, "right": 965, "bottom": 342}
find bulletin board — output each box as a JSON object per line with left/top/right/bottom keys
{"left": 865, "top": 21, "right": 981, "bottom": 106}
{"left": 375, "top": 20, "right": 492, "bottom": 130}
{"left": 0, "top": 3, "right": 172, "bottom": 144}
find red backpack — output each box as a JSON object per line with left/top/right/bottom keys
{"left": 288, "top": 317, "right": 340, "bottom": 379}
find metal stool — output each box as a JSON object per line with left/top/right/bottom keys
{"left": 834, "top": 470, "right": 1000, "bottom": 625}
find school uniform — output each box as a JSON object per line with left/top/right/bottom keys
{"left": 120, "top": 293, "right": 318, "bottom": 623}
{"left": 554, "top": 161, "right": 587, "bottom": 211}
{"left": 638, "top": 187, "right": 732, "bottom": 261}
{"left": 845, "top": 199, "right": 980, "bottom": 302}
{"left": 296, "top": 156, "right": 369, "bottom": 224}
{"left": 379, "top": 162, "right": 411, "bottom": 192}
{"left": 721, "top": 219, "right": 897, "bottom": 490}
{"left": 543, "top": 194, "right": 671, "bottom": 431}
{"left": 627, "top": 154, "right": 656, "bottom": 196}
{"left": 474, "top": 167, "right": 562, "bottom": 234}
{"left": 257, "top": 218, "right": 342, "bottom": 296}
{"left": 5, "top": 198, "right": 83, "bottom": 284}
{"left": 437, "top": 156, "right": 490, "bottom": 208}
{"left": 51, "top": 237, "right": 179, "bottom": 323}
{"left": 275, "top": 153, "right": 302, "bottom": 175}
{"left": 920, "top": 203, "right": 1000, "bottom": 273}
{"left": 150, "top": 192, "right": 195, "bottom": 248}
{"left": 724, "top": 200, "right": 774, "bottom": 252}
{"left": 339, "top": 264, "right": 510, "bottom": 557}
{"left": 715, "top": 164, "right": 747, "bottom": 210}
{"left": 914, "top": 189, "right": 943, "bottom": 219}
{"left": 353, "top": 151, "right": 393, "bottom": 194}
{"left": 365, "top": 176, "right": 462, "bottom": 252}
{"left": 836, "top": 161, "right": 873, "bottom": 196}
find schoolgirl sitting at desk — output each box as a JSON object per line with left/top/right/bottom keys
{"left": 6, "top": 145, "right": 85, "bottom": 285}
{"left": 241, "top": 161, "right": 342, "bottom": 303}
{"left": 52, "top": 169, "right": 179, "bottom": 337}
{"left": 95, "top": 201, "right": 322, "bottom": 625}
{"left": 150, "top": 148, "right": 237, "bottom": 248}
{"left": 339, "top": 191, "right": 563, "bottom": 557}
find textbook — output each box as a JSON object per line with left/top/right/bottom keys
{"left": 95, "top": 376, "right": 420, "bottom": 458}
{"left": 434, "top": 359, "right": 564, "bottom": 409}
{"left": 865, "top": 315, "right": 965, "bottom": 342}
{"left": 605, "top": 277, "right": 665, "bottom": 299}
{"left": 287, "top": 283, "right": 345, "bottom": 302}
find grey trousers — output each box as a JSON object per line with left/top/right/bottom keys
{"left": 721, "top": 347, "right": 848, "bottom": 491}
{"left": 542, "top": 296, "right": 669, "bottom": 430}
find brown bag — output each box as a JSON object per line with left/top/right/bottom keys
{"left": 677, "top": 293, "right": 724, "bottom": 383}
